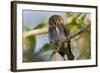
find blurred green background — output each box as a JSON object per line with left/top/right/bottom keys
{"left": 23, "top": 10, "right": 91, "bottom": 62}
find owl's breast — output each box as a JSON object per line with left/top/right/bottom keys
{"left": 55, "top": 26, "right": 66, "bottom": 42}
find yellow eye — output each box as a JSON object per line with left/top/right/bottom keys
{"left": 58, "top": 19, "right": 61, "bottom": 21}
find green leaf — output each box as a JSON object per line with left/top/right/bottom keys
{"left": 66, "top": 21, "right": 78, "bottom": 33}
{"left": 34, "top": 20, "right": 48, "bottom": 29}
{"left": 34, "top": 23, "right": 45, "bottom": 29}
{"left": 40, "top": 43, "right": 52, "bottom": 52}
{"left": 76, "top": 14, "right": 86, "bottom": 28}
{"left": 80, "top": 14, "right": 86, "bottom": 21}
{"left": 23, "top": 25, "right": 36, "bottom": 50}
{"left": 23, "top": 25, "right": 30, "bottom": 32}
{"left": 26, "top": 36, "right": 36, "bottom": 50}
{"left": 66, "top": 14, "right": 87, "bottom": 33}
{"left": 23, "top": 25, "right": 36, "bottom": 62}
{"left": 66, "top": 12, "right": 73, "bottom": 17}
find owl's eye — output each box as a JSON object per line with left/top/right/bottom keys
{"left": 58, "top": 19, "right": 61, "bottom": 21}
{"left": 52, "top": 19, "right": 55, "bottom": 22}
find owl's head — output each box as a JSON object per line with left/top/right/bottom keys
{"left": 49, "top": 15, "right": 64, "bottom": 25}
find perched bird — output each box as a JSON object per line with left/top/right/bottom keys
{"left": 48, "top": 15, "right": 74, "bottom": 60}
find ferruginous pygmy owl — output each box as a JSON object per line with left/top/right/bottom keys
{"left": 48, "top": 15, "right": 74, "bottom": 60}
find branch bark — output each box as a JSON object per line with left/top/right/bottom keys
{"left": 65, "top": 13, "right": 81, "bottom": 25}
{"left": 23, "top": 13, "right": 81, "bottom": 38}
{"left": 23, "top": 28, "right": 48, "bottom": 38}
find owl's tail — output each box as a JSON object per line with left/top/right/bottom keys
{"left": 66, "top": 41, "right": 74, "bottom": 60}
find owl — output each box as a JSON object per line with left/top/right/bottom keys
{"left": 48, "top": 15, "right": 74, "bottom": 60}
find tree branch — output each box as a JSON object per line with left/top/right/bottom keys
{"left": 23, "top": 13, "right": 81, "bottom": 38}
{"left": 62, "top": 23, "right": 90, "bottom": 43}
{"left": 65, "top": 13, "right": 81, "bottom": 25}
{"left": 49, "top": 22, "right": 90, "bottom": 60}
{"left": 23, "top": 28, "right": 48, "bottom": 38}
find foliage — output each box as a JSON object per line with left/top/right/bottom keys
{"left": 34, "top": 23, "right": 46, "bottom": 29}
{"left": 31, "top": 43, "right": 52, "bottom": 61}
{"left": 23, "top": 26, "right": 36, "bottom": 62}
{"left": 66, "top": 13, "right": 86, "bottom": 33}
{"left": 34, "top": 20, "right": 48, "bottom": 29}
{"left": 23, "top": 12, "right": 91, "bottom": 62}
{"left": 65, "top": 12, "right": 73, "bottom": 17}
{"left": 39, "top": 43, "right": 52, "bottom": 52}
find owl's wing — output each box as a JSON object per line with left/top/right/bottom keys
{"left": 48, "top": 25, "right": 58, "bottom": 45}
{"left": 62, "top": 25, "right": 74, "bottom": 60}
{"left": 62, "top": 25, "right": 70, "bottom": 36}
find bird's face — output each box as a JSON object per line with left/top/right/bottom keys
{"left": 49, "top": 15, "right": 64, "bottom": 26}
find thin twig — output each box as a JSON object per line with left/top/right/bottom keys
{"left": 65, "top": 13, "right": 81, "bottom": 25}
